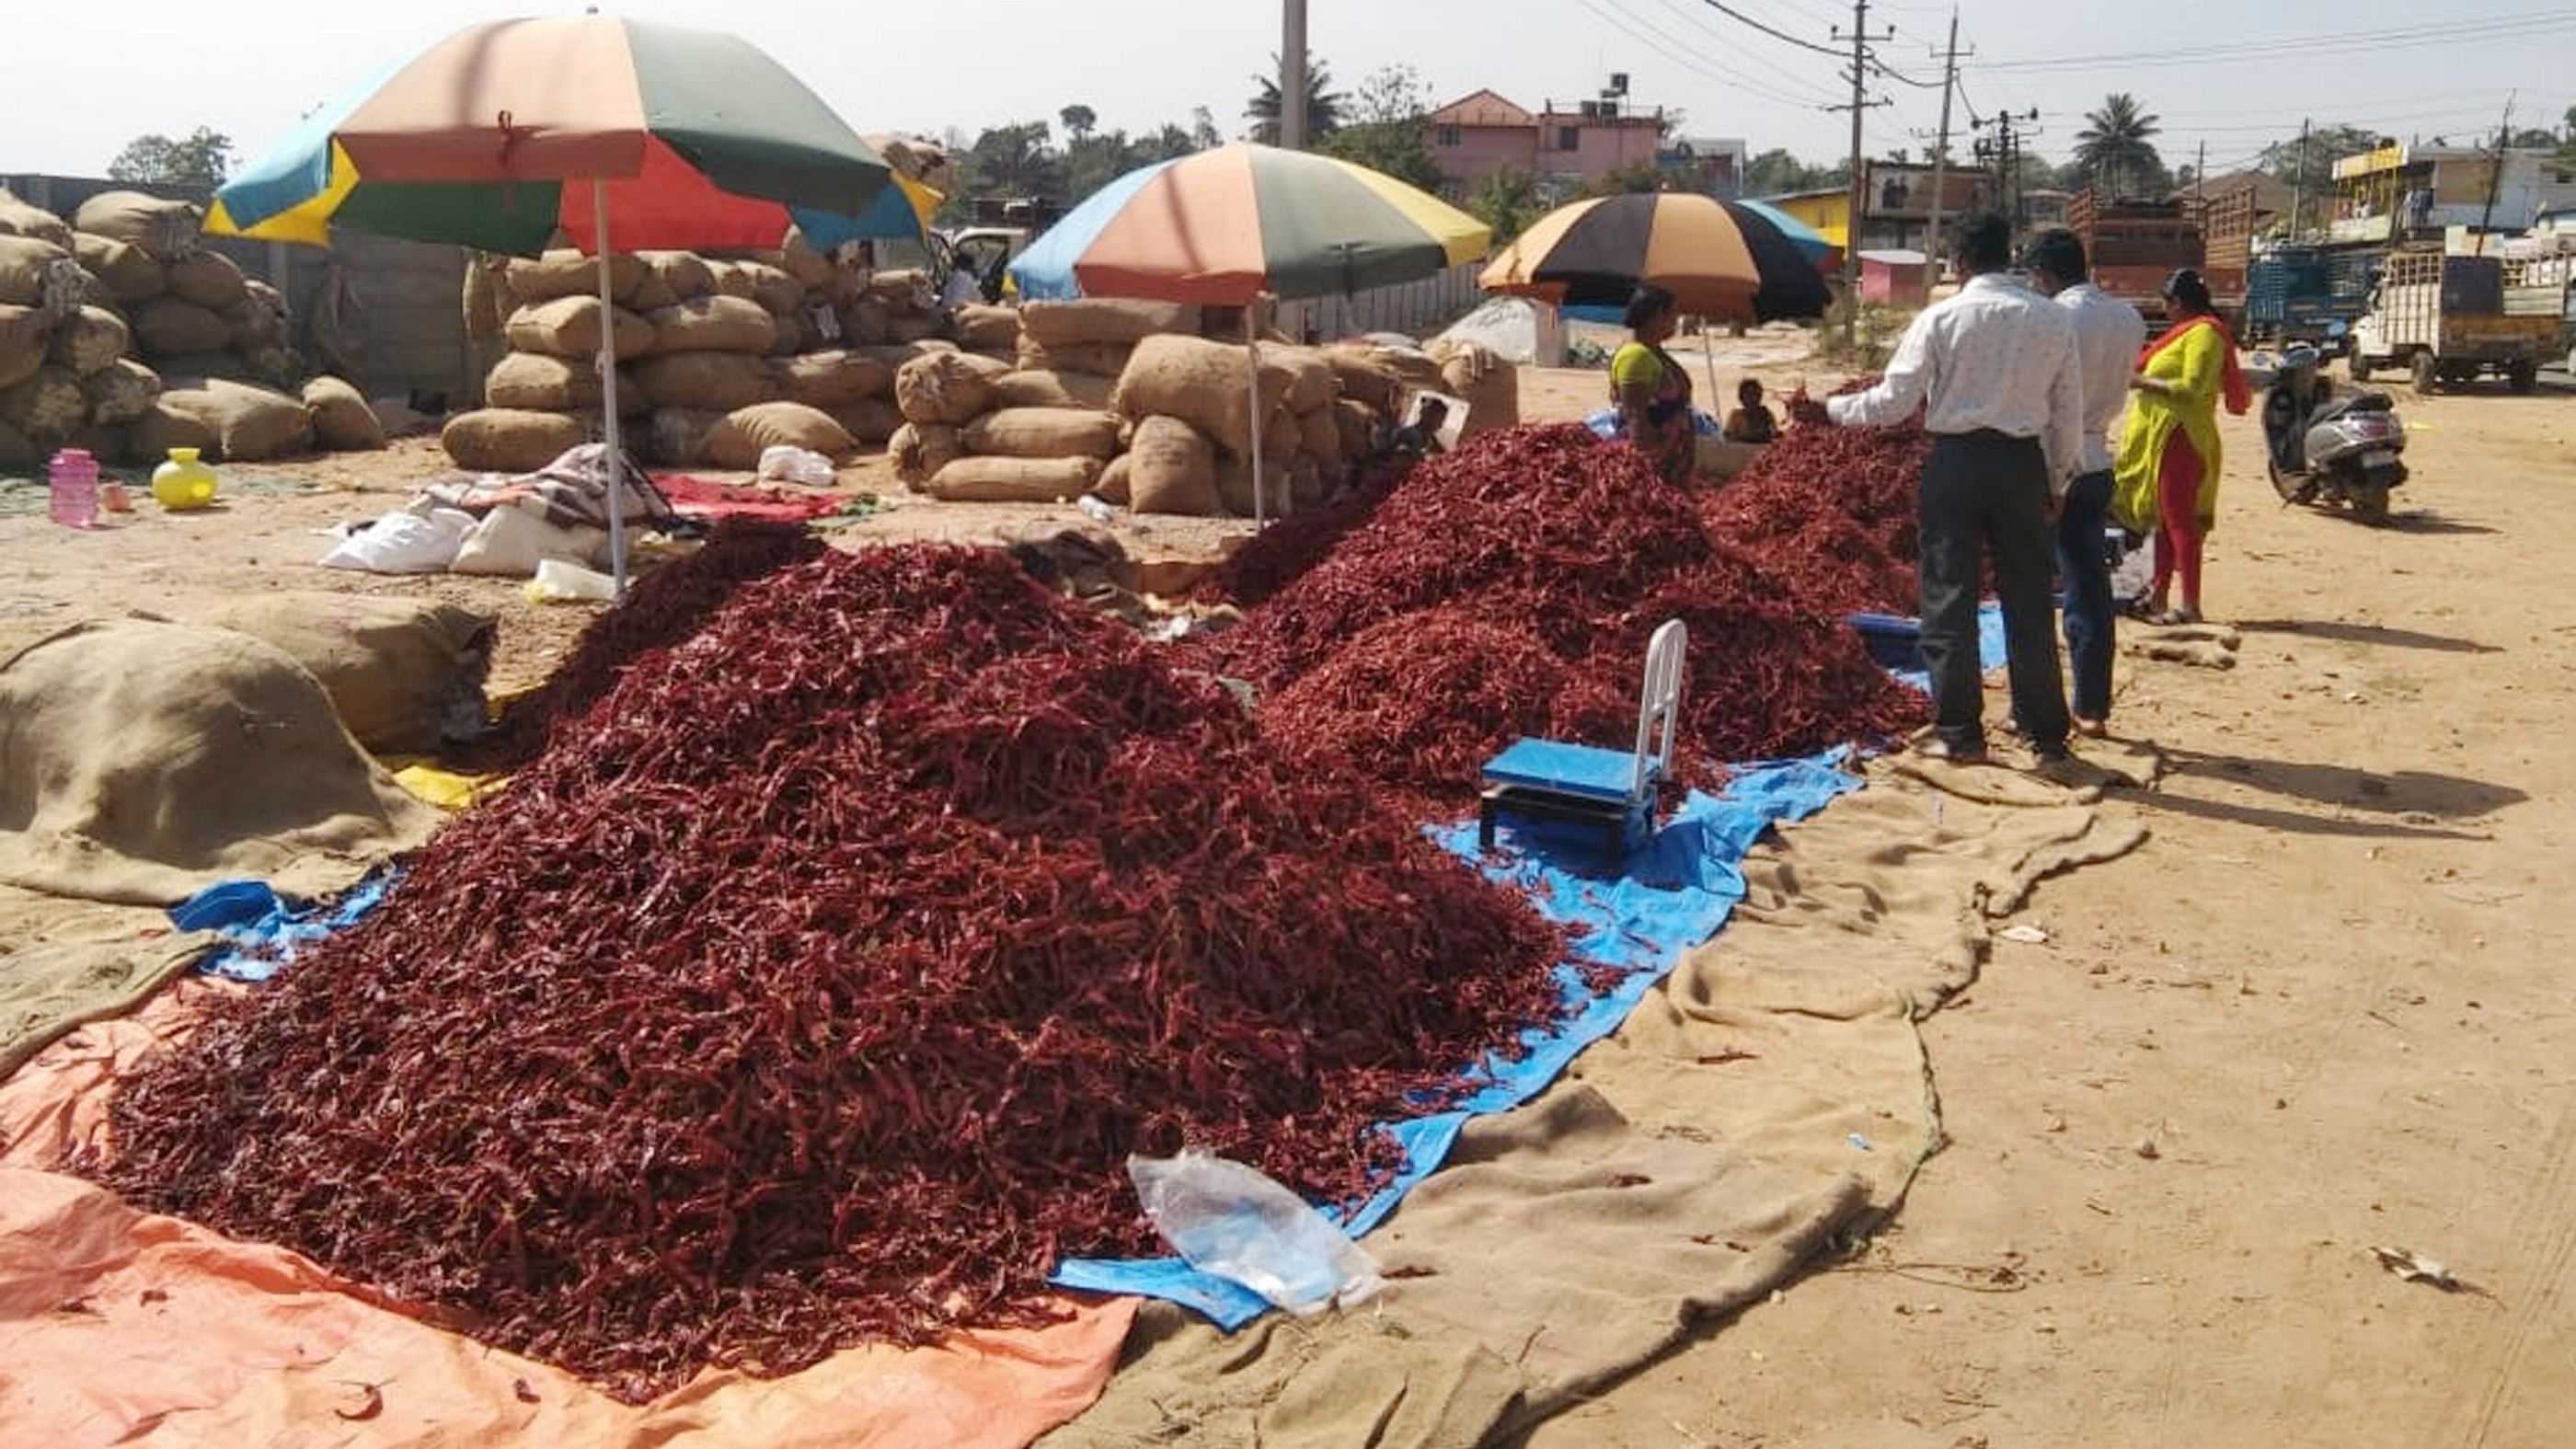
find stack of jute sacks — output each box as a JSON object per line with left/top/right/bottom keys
{"left": 446, "top": 234, "right": 992, "bottom": 476}
{"left": 0, "top": 187, "right": 382, "bottom": 468}
{"left": 885, "top": 297, "right": 1519, "bottom": 517}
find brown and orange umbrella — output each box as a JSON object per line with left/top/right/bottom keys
{"left": 1480, "top": 192, "right": 1832, "bottom": 322}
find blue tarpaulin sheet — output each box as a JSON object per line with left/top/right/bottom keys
{"left": 167, "top": 870, "right": 399, "bottom": 983}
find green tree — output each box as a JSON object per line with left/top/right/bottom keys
{"left": 1468, "top": 166, "right": 1543, "bottom": 244}
{"left": 1191, "top": 106, "right": 1224, "bottom": 151}
{"left": 107, "top": 127, "right": 233, "bottom": 190}
{"left": 1742, "top": 147, "right": 1847, "bottom": 197}
{"left": 2072, "top": 93, "right": 2165, "bottom": 199}
{"left": 1317, "top": 63, "right": 1443, "bottom": 190}
{"left": 1246, "top": 58, "right": 1346, "bottom": 144}
{"left": 2253, "top": 122, "right": 2382, "bottom": 218}
{"left": 1583, "top": 160, "right": 1667, "bottom": 197}
{"left": 1058, "top": 105, "right": 1098, "bottom": 144}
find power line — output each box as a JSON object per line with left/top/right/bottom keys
{"left": 1572, "top": 0, "right": 1839, "bottom": 112}
{"left": 1694, "top": 0, "right": 1846, "bottom": 57}
{"left": 1639, "top": 0, "right": 1846, "bottom": 105}
{"left": 1977, "top": 11, "right": 2576, "bottom": 74}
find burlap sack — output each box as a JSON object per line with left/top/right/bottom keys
{"left": 885, "top": 313, "right": 943, "bottom": 345}
{"left": 130, "top": 400, "right": 216, "bottom": 458}
{"left": 992, "top": 369, "right": 1114, "bottom": 411}
{"left": 0, "top": 415, "right": 33, "bottom": 468}
{"left": 506, "top": 296, "right": 655, "bottom": 360}
{"left": 148, "top": 351, "right": 258, "bottom": 385}
{"left": 1320, "top": 344, "right": 1402, "bottom": 415}
{"left": 0, "top": 305, "right": 49, "bottom": 392}
{"left": 705, "top": 259, "right": 754, "bottom": 301}
{"left": 954, "top": 304, "right": 1021, "bottom": 351}
{"left": 47, "top": 306, "right": 129, "bottom": 375}
{"left": 920, "top": 454, "right": 1100, "bottom": 502}
{"left": 703, "top": 401, "right": 853, "bottom": 469}
{"left": 0, "top": 366, "right": 86, "bottom": 438}
{"left": 164, "top": 250, "right": 247, "bottom": 310}
{"left": 461, "top": 257, "right": 507, "bottom": 340}
{"left": 157, "top": 377, "right": 315, "bottom": 462}
{"left": 75, "top": 233, "right": 165, "bottom": 304}
{"left": 633, "top": 350, "right": 779, "bottom": 411}
{"left": 1093, "top": 454, "right": 1131, "bottom": 504}
{"left": 826, "top": 397, "right": 902, "bottom": 445}
{"left": 962, "top": 407, "right": 1121, "bottom": 460}
{"left": 1332, "top": 397, "right": 1378, "bottom": 464}
{"left": 132, "top": 297, "right": 236, "bottom": 358}
{"left": 505, "top": 248, "right": 645, "bottom": 305}
{"left": 1125, "top": 415, "right": 1220, "bottom": 516}
{"left": 1015, "top": 336, "right": 1135, "bottom": 378}
{"left": 71, "top": 191, "right": 200, "bottom": 258}
{"left": 302, "top": 375, "right": 385, "bottom": 452}
{"left": 1373, "top": 344, "right": 1450, "bottom": 397}
{"left": 732, "top": 261, "right": 804, "bottom": 317}
{"left": 1296, "top": 404, "right": 1344, "bottom": 471}
{"left": 645, "top": 294, "right": 775, "bottom": 354}
{"left": 635, "top": 250, "right": 716, "bottom": 303}
{"left": 1110, "top": 335, "right": 1290, "bottom": 458}
{"left": 484, "top": 351, "right": 639, "bottom": 413}
{"left": 776, "top": 349, "right": 891, "bottom": 407}
{"left": 220, "top": 292, "right": 287, "bottom": 353}
{"left": 0, "top": 618, "right": 436, "bottom": 905}
{"left": 1214, "top": 455, "right": 1260, "bottom": 517}
{"left": 1429, "top": 339, "right": 1519, "bottom": 439}
{"left": 646, "top": 408, "right": 727, "bottom": 467}
{"left": 0, "top": 189, "right": 75, "bottom": 249}
{"left": 1019, "top": 298, "right": 1198, "bottom": 348}
{"left": 0, "top": 236, "right": 71, "bottom": 308}
{"left": 889, "top": 421, "right": 962, "bottom": 485}
{"left": 893, "top": 350, "right": 1010, "bottom": 424}
{"left": 443, "top": 408, "right": 590, "bottom": 472}
{"left": 624, "top": 268, "right": 676, "bottom": 315}
{"left": 83, "top": 357, "right": 160, "bottom": 425}
{"left": 778, "top": 227, "right": 834, "bottom": 288}
{"left": 866, "top": 267, "right": 935, "bottom": 308}
{"left": 193, "top": 593, "right": 494, "bottom": 755}
{"left": 857, "top": 340, "right": 954, "bottom": 372}
{"left": 836, "top": 295, "right": 891, "bottom": 345}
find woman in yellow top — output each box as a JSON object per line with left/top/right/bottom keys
{"left": 1610, "top": 284, "right": 1695, "bottom": 485}
{"left": 2112, "top": 269, "right": 2249, "bottom": 625}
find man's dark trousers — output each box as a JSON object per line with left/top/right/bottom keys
{"left": 2054, "top": 468, "right": 2116, "bottom": 722}
{"left": 1917, "top": 431, "right": 2071, "bottom": 753}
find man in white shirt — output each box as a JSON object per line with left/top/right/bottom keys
{"left": 2023, "top": 227, "right": 2145, "bottom": 737}
{"left": 1791, "top": 211, "right": 2084, "bottom": 764}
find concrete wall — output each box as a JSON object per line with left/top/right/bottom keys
{"left": 1277, "top": 260, "right": 1484, "bottom": 343}
{"left": 0, "top": 173, "right": 477, "bottom": 405}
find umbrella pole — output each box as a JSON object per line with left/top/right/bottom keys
{"left": 1699, "top": 321, "right": 1721, "bottom": 441}
{"left": 593, "top": 178, "right": 628, "bottom": 598}
{"left": 1245, "top": 305, "right": 1266, "bottom": 527}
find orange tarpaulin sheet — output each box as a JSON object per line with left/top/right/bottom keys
{"left": 0, "top": 983, "right": 1135, "bottom": 1447}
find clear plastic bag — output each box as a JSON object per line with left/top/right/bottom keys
{"left": 755, "top": 444, "right": 836, "bottom": 487}
{"left": 1128, "top": 1151, "right": 1385, "bottom": 1317}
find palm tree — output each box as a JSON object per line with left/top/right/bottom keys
{"left": 2074, "top": 93, "right": 2164, "bottom": 200}
{"left": 1245, "top": 58, "right": 1345, "bottom": 144}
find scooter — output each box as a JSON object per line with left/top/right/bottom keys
{"left": 2263, "top": 343, "right": 2409, "bottom": 524}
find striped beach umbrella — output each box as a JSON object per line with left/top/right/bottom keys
{"left": 202, "top": 15, "right": 897, "bottom": 592}
{"left": 1481, "top": 192, "right": 1833, "bottom": 322}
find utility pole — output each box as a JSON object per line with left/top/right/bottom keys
{"left": 2289, "top": 118, "right": 2309, "bottom": 245}
{"left": 1281, "top": 0, "right": 1309, "bottom": 150}
{"left": 1971, "top": 109, "right": 2036, "bottom": 230}
{"left": 1923, "top": 8, "right": 1968, "bottom": 269}
{"left": 2194, "top": 140, "right": 2206, "bottom": 213}
{"left": 1829, "top": 0, "right": 1893, "bottom": 350}
{"left": 2475, "top": 92, "right": 2516, "bottom": 256}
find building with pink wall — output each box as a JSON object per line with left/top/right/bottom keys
{"left": 1428, "top": 88, "right": 1672, "bottom": 202}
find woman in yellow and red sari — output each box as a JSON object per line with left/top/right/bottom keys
{"left": 1611, "top": 284, "right": 1696, "bottom": 486}
{"left": 2112, "top": 269, "right": 2250, "bottom": 625}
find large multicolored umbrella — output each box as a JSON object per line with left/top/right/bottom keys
{"left": 206, "top": 16, "right": 899, "bottom": 592}
{"left": 1736, "top": 199, "right": 1841, "bottom": 271}
{"left": 1480, "top": 192, "right": 1833, "bottom": 322}
{"left": 1008, "top": 144, "right": 1489, "bottom": 522}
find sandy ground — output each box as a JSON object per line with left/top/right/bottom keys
{"left": 4, "top": 339, "right": 2572, "bottom": 1447}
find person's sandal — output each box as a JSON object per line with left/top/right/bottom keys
{"left": 2147, "top": 607, "right": 2201, "bottom": 627}
{"left": 1914, "top": 737, "right": 1989, "bottom": 765}
{"left": 2073, "top": 717, "right": 2110, "bottom": 740}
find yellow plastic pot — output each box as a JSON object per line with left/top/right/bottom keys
{"left": 153, "top": 447, "right": 218, "bottom": 510}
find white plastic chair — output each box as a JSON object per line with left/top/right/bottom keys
{"left": 1629, "top": 618, "right": 1688, "bottom": 803}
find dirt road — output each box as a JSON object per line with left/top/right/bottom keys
{"left": 1520, "top": 358, "right": 2576, "bottom": 1448}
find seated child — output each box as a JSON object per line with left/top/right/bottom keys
{"left": 1722, "top": 378, "right": 1778, "bottom": 444}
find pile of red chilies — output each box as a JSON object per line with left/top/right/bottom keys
{"left": 1207, "top": 424, "right": 1923, "bottom": 810}
{"left": 1704, "top": 397, "right": 1930, "bottom": 618}
{"left": 99, "top": 546, "right": 1570, "bottom": 1401}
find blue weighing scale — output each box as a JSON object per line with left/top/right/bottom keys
{"left": 1477, "top": 620, "right": 1687, "bottom": 857}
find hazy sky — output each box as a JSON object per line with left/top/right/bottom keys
{"left": 10, "top": 1, "right": 2572, "bottom": 184}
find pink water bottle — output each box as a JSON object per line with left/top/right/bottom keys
{"left": 48, "top": 448, "right": 98, "bottom": 529}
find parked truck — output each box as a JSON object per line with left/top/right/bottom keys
{"left": 2243, "top": 246, "right": 2380, "bottom": 348}
{"left": 2067, "top": 190, "right": 2242, "bottom": 323}
{"left": 2349, "top": 251, "right": 2559, "bottom": 393}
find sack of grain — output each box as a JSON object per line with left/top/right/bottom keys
{"left": 991, "top": 369, "right": 1114, "bottom": 411}
{"left": 219, "top": 296, "right": 286, "bottom": 353}
{"left": 0, "top": 415, "right": 34, "bottom": 468}
{"left": 1125, "top": 415, "right": 1220, "bottom": 516}
{"left": 0, "top": 305, "right": 50, "bottom": 392}
{"left": 0, "top": 189, "right": 75, "bottom": 249}
{"left": 826, "top": 397, "right": 902, "bottom": 445}
{"left": 885, "top": 313, "right": 943, "bottom": 345}
{"left": 645, "top": 294, "right": 775, "bottom": 354}
{"left": 486, "top": 351, "right": 622, "bottom": 411}
{"left": 1296, "top": 404, "right": 1344, "bottom": 471}
{"left": 165, "top": 249, "right": 247, "bottom": 310}
{"left": 152, "top": 351, "right": 259, "bottom": 385}
{"left": 836, "top": 295, "right": 891, "bottom": 345}
{"left": 505, "top": 248, "right": 645, "bottom": 305}
{"left": 1332, "top": 397, "right": 1378, "bottom": 462}
{"left": 71, "top": 232, "right": 163, "bottom": 305}
{"left": 1429, "top": 339, "right": 1519, "bottom": 438}
{"left": 954, "top": 304, "right": 1021, "bottom": 351}
{"left": 462, "top": 256, "right": 507, "bottom": 340}
{"left": 0, "top": 365, "right": 86, "bottom": 439}
{"left": 1269, "top": 345, "right": 1339, "bottom": 415}
{"left": 157, "top": 377, "right": 314, "bottom": 462}
{"left": 624, "top": 269, "right": 677, "bottom": 314}
{"left": 303, "top": 375, "right": 386, "bottom": 452}
{"left": 866, "top": 268, "right": 935, "bottom": 308}
{"left": 1319, "top": 344, "right": 1401, "bottom": 415}
{"left": 1093, "top": 454, "right": 1132, "bottom": 505}
{"left": 507, "top": 295, "right": 656, "bottom": 360}
{"left": 632, "top": 350, "right": 778, "bottom": 411}
{"left": 777, "top": 227, "right": 834, "bottom": 288}
{"left": 1372, "top": 344, "right": 1449, "bottom": 397}
{"left": 893, "top": 350, "right": 1010, "bottom": 425}
{"left": 921, "top": 454, "right": 1100, "bottom": 502}
{"left": 72, "top": 191, "right": 200, "bottom": 258}
{"left": 46, "top": 305, "right": 128, "bottom": 374}
{"left": 443, "top": 408, "right": 590, "bottom": 472}
{"left": 1014, "top": 336, "right": 1138, "bottom": 378}
{"left": 1019, "top": 298, "right": 1199, "bottom": 349}
{"left": 236, "top": 345, "right": 296, "bottom": 388}
{"left": 646, "top": 407, "right": 727, "bottom": 467}
{"left": 631, "top": 250, "right": 713, "bottom": 305}
{"left": 1214, "top": 456, "right": 1259, "bottom": 518}
{"left": 730, "top": 261, "right": 804, "bottom": 316}
{"left": 83, "top": 357, "right": 160, "bottom": 425}
{"left": 1110, "top": 335, "right": 1290, "bottom": 457}
{"left": 961, "top": 407, "right": 1121, "bottom": 460}
{"left": 889, "top": 421, "right": 962, "bottom": 485}
{"left": 0, "top": 236, "right": 72, "bottom": 308}
{"left": 776, "top": 348, "right": 893, "bottom": 408}
{"left": 703, "top": 401, "right": 853, "bottom": 470}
